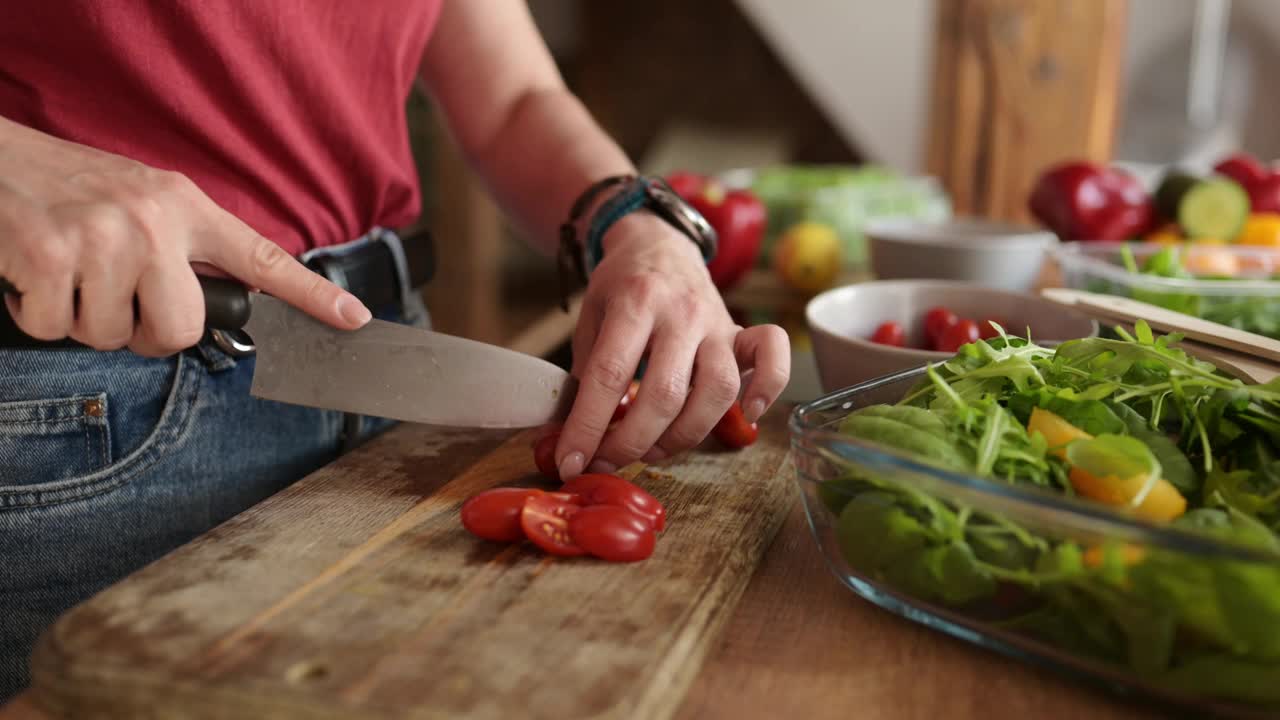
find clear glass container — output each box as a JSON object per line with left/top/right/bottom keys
{"left": 790, "top": 366, "right": 1280, "bottom": 718}
{"left": 1053, "top": 242, "right": 1280, "bottom": 339}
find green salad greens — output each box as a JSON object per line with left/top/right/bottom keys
{"left": 822, "top": 322, "right": 1280, "bottom": 707}
{"left": 1085, "top": 245, "right": 1280, "bottom": 339}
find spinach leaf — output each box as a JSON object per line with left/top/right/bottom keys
{"left": 838, "top": 413, "right": 972, "bottom": 473}
{"left": 1111, "top": 402, "right": 1199, "bottom": 494}
{"left": 1157, "top": 655, "right": 1280, "bottom": 704}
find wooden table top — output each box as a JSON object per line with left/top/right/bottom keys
{"left": 0, "top": 504, "right": 1158, "bottom": 720}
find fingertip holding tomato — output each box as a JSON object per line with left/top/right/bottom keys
{"left": 569, "top": 505, "right": 657, "bottom": 562}
{"left": 712, "top": 401, "right": 759, "bottom": 449}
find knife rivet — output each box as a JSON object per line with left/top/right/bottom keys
{"left": 83, "top": 399, "right": 104, "bottom": 418}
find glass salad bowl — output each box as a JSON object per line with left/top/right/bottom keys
{"left": 790, "top": 365, "right": 1280, "bottom": 719}
{"left": 1053, "top": 242, "right": 1280, "bottom": 339}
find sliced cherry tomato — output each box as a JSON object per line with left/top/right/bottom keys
{"left": 569, "top": 505, "right": 657, "bottom": 562}
{"left": 936, "top": 319, "right": 980, "bottom": 353}
{"left": 611, "top": 380, "right": 641, "bottom": 423}
{"left": 520, "top": 493, "right": 585, "bottom": 556}
{"left": 923, "top": 307, "right": 959, "bottom": 346}
{"left": 869, "top": 321, "right": 905, "bottom": 347}
{"left": 712, "top": 401, "right": 759, "bottom": 449}
{"left": 461, "top": 488, "right": 544, "bottom": 542}
{"left": 534, "top": 431, "right": 561, "bottom": 481}
{"left": 560, "top": 473, "right": 666, "bottom": 531}
{"left": 978, "top": 317, "right": 1006, "bottom": 340}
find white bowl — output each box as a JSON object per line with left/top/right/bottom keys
{"left": 866, "top": 218, "right": 1058, "bottom": 292}
{"left": 805, "top": 279, "right": 1098, "bottom": 392}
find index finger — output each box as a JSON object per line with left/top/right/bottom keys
{"left": 196, "top": 218, "right": 371, "bottom": 330}
{"left": 555, "top": 306, "right": 652, "bottom": 479}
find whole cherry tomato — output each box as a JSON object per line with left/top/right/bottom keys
{"left": 560, "top": 473, "right": 666, "bottom": 531}
{"left": 461, "top": 488, "right": 544, "bottom": 542}
{"left": 569, "top": 505, "right": 657, "bottom": 562}
{"left": 712, "top": 401, "right": 759, "bottom": 449}
{"left": 978, "top": 317, "right": 1006, "bottom": 340}
{"left": 534, "top": 431, "right": 561, "bottom": 481}
{"left": 611, "top": 380, "right": 641, "bottom": 423}
{"left": 520, "top": 493, "right": 585, "bottom": 556}
{"left": 936, "top": 319, "right": 980, "bottom": 353}
{"left": 923, "top": 307, "right": 959, "bottom": 346}
{"left": 869, "top": 321, "right": 905, "bottom": 347}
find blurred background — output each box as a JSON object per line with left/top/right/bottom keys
{"left": 403, "top": 0, "right": 1276, "bottom": 376}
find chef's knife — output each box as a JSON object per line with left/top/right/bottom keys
{"left": 0, "top": 275, "right": 577, "bottom": 428}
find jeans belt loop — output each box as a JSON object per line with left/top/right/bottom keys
{"left": 209, "top": 228, "right": 412, "bottom": 359}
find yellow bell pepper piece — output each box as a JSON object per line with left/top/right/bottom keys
{"left": 1144, "top": 226, "right": 1183, "bottom": 245}
{"left": 1027, "top": 407, "right": 1091, "bottom": 459}
{"left": 1026, "top": 408, "right": 1187, "bottom": 521}
{"left": 1236, "top": 213, "right": 1280, "bottom": 248}
{"left": 1083, "top": 543, "right": 1147, "bottom": 569}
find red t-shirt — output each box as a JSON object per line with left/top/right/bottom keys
{"left": 0, "top": 2, "right": 442, "bottom": 255}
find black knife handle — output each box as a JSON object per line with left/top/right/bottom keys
{"left": 0, "top": 274, "right": 250, "bottom": 330}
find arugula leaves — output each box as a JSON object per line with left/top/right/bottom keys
{"left": 828, "top": 322, "right": 1280, "bottom": 709}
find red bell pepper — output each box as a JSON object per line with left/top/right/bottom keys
{"left": 665, "top": 172, "right": 766, "bottom": 292}
{"left": 1028, "top": 161, "right": 1154, "bottom": 242}
{"left": 1214, "top": 152, "right": 1271, "bottom": 189}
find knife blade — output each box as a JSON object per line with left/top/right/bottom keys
{"left": 0, "top": 275, "right": 577, "bottom": 428}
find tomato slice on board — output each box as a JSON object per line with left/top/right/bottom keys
{"left": 560, "top": 473, "right": 666, "bottom": 532}
{"left": 461, "top": 488, "right": 544, "bottom": 543}
{"left": 569, "top": 505, "right": 657, "bottom": 562}
{"left": 712, "top": 401, "right": 759, "bottom": 449}
{"left": 520, "top": 493, "right": 585, "bottom": 556}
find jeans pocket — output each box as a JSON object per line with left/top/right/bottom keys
{"left": 0, "top": 350, "right": 201, "bottom": 510}
{"left": 0, "top": 393, "right": 111, "bottom": 486}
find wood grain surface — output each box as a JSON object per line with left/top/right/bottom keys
{"left": 927, "top": 0, "right": 1127, "bottom": 224}
{"left": 676, "top": 503, "right": 1160, "bottom": 720}
{"left": 25, "top": 412, "right": 794, "bottom": 720}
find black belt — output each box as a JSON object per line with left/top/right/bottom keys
{"left": 0, "top": 228, "right": 435, "bottom": 351}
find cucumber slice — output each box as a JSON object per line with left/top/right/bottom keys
{"left": 1178, "top": 178, "right": 1250, "bottom": 240}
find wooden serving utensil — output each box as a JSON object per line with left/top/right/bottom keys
{"left": 1041, "top": 288, "right": 1280, "bottom": 363}
{"left": 1041, "top": 288, "right": 1280, "bottom": 385}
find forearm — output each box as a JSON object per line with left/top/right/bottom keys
{"left": 454, "top": 87, "right": 635, "bottom": 256}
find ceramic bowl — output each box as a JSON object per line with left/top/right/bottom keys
{"left": 805, "top": 279, "right": 1098, "bottom": 392}
{"left": 866, "top": 218, "right": 1058, "bottom": 291}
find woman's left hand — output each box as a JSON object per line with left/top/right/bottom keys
{"left": 554, "top": 212, "right": 791, "bottom": 479}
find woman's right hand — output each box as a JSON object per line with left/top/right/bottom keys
{"left": 0, "top": 116, "right": 372, "bottom": 356}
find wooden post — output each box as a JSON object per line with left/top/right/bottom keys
{"left": 927, "top": 0, "right": 1127, "bottom": 223}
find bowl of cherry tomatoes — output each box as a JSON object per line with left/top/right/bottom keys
{"left": 805, "top": 279, "right": 1098, "bottom": 392}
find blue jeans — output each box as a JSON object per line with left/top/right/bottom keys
{"left": 0, "top": 294, "right": 427, "bottom": 702}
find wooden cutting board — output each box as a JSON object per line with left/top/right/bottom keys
{"left": 27, "top": 410, "right": 794, "bottom": 720}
